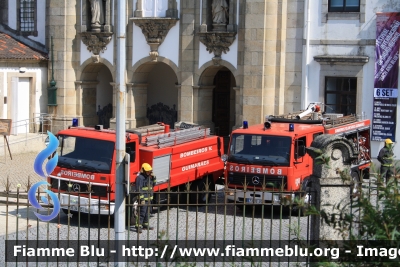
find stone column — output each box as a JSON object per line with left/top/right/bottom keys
{"left": 109, "top": 82, "right": 133, "bottom": 129}
{"left": 48, "top": 0, "right": 79, "bottom": 133}
{"left": 179, "top": 1, "right": 196, "bottom": 124}
{"left": 125, "top": 83, "right": 148, "bottom": 128}
{"left": 227, "top": 0, "right": 236, "bottom": 32}
{"left": 130, "top": 83, "right": 149, "bottom": 128}
{"left": 233, "top": 86, "right": 242, "bottom": 129}
{"left": 134, "top": 0, "right": 143, "bottom": 17}
{"left": 74, "top": 81, "right": 83, "bottom": 126}
{"left": 177, "top": 84, "right": 194, "bottom": 123}
{"left": 193, "top": 85, "right": 214, "bottom": 131}
{"left": 241, "top": 0, "right": 287, "bottom": 125}
{"left": 126, "top": 83, "right": 133, "bottom": 123}
{"left": 307, "top": 135, "right": 359, "bottom": 241}
{"left": 80, "top": 80, "right": 99, "bottom": 127}
{"left": 200, "top": 0, "right": 208, "bottom": 32}
{"left": 110, "top": 82, "right": 116, "bottom": 118}
{"left": 104, "top": 0, "right": 111, "bottom": 32}
{"left": 193, "top": 86, "right": 200, "bottom": 121}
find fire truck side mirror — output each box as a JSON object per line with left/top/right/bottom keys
{"left": 124, "top": 153, "right": 130, "bottom": 196}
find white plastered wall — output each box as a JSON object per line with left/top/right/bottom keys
{"left": 306, "top": 0, "right": 400, "bottom": 158}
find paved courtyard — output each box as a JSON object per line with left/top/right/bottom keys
{"left": 0, "top": 152, "right": 43, "bottom": 192}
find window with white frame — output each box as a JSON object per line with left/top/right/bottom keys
{"left": 325, "top": 77, "right": 357, "bottom": 116}
{"left": 18, "top": 0, "right": 37, "bottom": 35}
{"left": 328, "top": 0, "right": 360, "bottom": 12}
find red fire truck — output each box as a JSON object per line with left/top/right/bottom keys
{"left": 224, "top": 103, "right": 371, "bottom": 208}
{"left": 48, "top": 123, "right": 224, "bottom": 215}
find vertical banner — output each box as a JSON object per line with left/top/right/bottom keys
{"left": 372, "top": 12, "right": 400, "bottom": 142}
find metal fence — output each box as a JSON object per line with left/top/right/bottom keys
{"left": 1, "top": 170, "right": 394, "bottom": 267}
{"left": 0, "top": 178, "right": 317, "bottom": 267}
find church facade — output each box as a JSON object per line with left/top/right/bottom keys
{"left": 45, "top": 0, "right": 300, "bottom": 137}
{"left": 1, "top": 0, "right": 400, "bottom": 157}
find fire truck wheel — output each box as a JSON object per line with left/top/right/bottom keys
{"left": 351, "top": 171, "right": 361, "bottom": 198}
{"left": 188, "top": 176, "right": 213, "bottom": 205}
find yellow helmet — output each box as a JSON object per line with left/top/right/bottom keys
{"left": 141, "top": 163, "right": 152, "bottom": 172}
{"left": 385, "top": 138, "right": 393, "bottom": 144}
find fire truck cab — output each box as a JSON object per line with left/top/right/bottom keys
{"left": 224, "top": 104, "right": 371, "bottom": 206}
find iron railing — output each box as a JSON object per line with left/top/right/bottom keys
{"left": 6, "top": 113, "right": 53, "bottom": 143}
{"left": 0, "top": 178, "right": 318, "bottom": 267}
{"left": 1, "top": 170, "right": 395, "bottom": 266}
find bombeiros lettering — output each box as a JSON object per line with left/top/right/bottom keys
{"left": 180, "top": 146, "right": 213, "bottom": 158}
{"left": 61, "top": 170, "right": 95, "bottom": 180}
{"left": 229, "top": 165, "right": 282, "bottom": 175}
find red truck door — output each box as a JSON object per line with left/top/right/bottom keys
{"left": 291, "top": 136, "right": 310, "bottom": 190}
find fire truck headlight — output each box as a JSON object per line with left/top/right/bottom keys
{"left": 221, "top": 154, "right": 228, "bottom": 162}
{"left": 226, "top": 189, "right": 235, "bottom": 196}
{"left": 99, "top": 204, "right": 110, "bottom": 210}
{"left": 273, "top": 194, "right": 280, "bottom": 203}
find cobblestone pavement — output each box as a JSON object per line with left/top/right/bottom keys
{"left": 0, "top": 152, "right": 42, "bottom": 192}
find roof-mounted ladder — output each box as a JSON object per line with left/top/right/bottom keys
{"left": 144, "top": 127, "right": 211, "bottom": 148}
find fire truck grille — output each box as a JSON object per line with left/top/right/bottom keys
{"left": 227, "top": 173, "right": 287, "bottom": 188}
{"left": 50, "top": 178, "right": 108, "bottom": 197}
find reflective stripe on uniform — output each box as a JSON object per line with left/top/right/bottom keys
{"left": 142, "top": 187, "right": 153, "bottom": 190}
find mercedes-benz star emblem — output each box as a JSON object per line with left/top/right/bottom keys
{"left": 72, "top": 183, "right": 81, "bottom": 192}
{"left": 252, "top": 176, "right": 260, "bottom": 185}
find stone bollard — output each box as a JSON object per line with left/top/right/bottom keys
{"left": 306, "top": 135, "right": 358, "bottom": 241}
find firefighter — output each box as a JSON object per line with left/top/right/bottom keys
{"left": 132, "top": 163, "right": 155, "bottom": 233}
{"left": 377, "top": 138, "right": 394, "bottom": 183}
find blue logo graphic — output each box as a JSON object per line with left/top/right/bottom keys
{"left": 28, "top": 131, "right": 60, "bottom": 221}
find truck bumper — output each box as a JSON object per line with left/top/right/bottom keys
{"left": 225, "top": 189, "right": 296, "bottom": 205}
{"left": 58, "top": 193, "right": 115, "bottom": 215}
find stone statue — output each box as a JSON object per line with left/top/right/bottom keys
{"left": 212, "top": 0, "right": 228, "bottom": 24}
{"left": 90, "top": 0, "right": 104, "bottom": 25}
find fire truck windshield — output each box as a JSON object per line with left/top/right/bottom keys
{"left": 229, "top": 134, "right": 291, "bottom": 166}
{"left": 57, "top": 135, "right": 114, "bottom": 174}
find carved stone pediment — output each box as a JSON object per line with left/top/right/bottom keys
{"left": 80, "top": 32, "right": 113, "bottom": 57}
{"left": 198, "top": 32, "right": 236, "bottom": 65}
{"left": 130, "top": 18, "right": 179, "bottom": 61}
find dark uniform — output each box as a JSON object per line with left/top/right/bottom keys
{"left": 134, "top": 171, "right": 154, "bottom": 230}
{"left": 377, "top": 139, "right": 394, "bottom": 182}
{"left": 149, "top": 175, "right": 157, "bottom": 216}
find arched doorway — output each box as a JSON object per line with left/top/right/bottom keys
{"left": 79, "top": 63, "right": 113, "bottom": 128}
{"left": 129, "top": 61, "right": 178, "bottom": 128}
{"left": 213, "top": 70, "right": 232, "bottom": 136}
{"left": 198, "top": 66, "right": 236, "bottom": 137}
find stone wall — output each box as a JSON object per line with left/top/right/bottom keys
{"left": 46, "top": 0, "right": 303, "bottom": 134}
